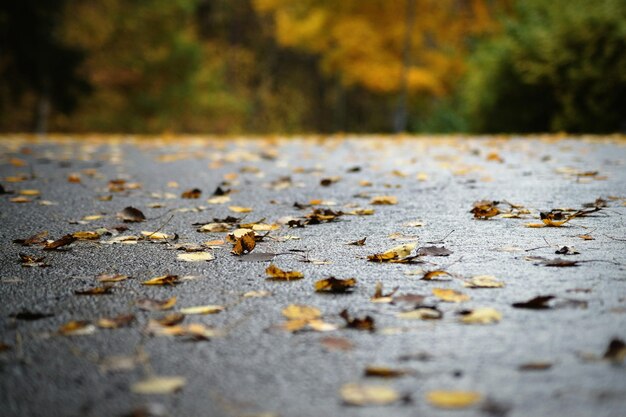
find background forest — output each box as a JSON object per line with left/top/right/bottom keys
{"left": 1, "top": 0, "right": 625, "bottom": 134}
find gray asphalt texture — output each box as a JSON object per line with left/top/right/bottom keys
{"left": 1, "top": 135, "right": 625, "bottom": 417}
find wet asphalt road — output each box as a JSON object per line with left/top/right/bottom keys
{"left": 0, "top": 135, "right": 625, "bottom": 417}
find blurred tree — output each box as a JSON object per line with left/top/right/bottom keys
{"left": 462, "top": 0, "right": 626, "bottom": 133}
{"left": 0, "top": 0, "right": 89, "bottom": 132}
{"left": 252, "top": 0, "right": 499, "bottom": 131}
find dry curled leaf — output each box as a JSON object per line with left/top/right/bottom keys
{"left": 265, "top": 264, "right": 304, "bottom": 281}
{"left": 347, "top": 237, "right": 367, "bottom": 246}
{"left": 197, "top": 222, "right": 231, "bottom": 233}
{"left": 471, "top": 200, "right": 500, "bottom": 219}
{"left": 426, "top": 390, "right": 481, "bottom": 409}
{"left": 13, "top": 231, "right": 48, "bottom": 246}
{"left": 43, "top": 234, "right": 77, "bottom": 251}
{"left": 117, "top": 206, "right": 146, "bottom": 222}
{"left": 421, "top": 270, "right": 451, "bottom": 281}
{"left": 231, "top": 231, "right": 256, "bottom": 255}
{"left": 370, "top": 282, "right": 398, "bottom": 303}
{"left": 368, "top": 242, "right": 417, "bottom": 263}
{"left": 314, "top": 277, "right": 357, "bottom": 293}
{"left": 142, "top": 275, "right": 180, "bottom": 286}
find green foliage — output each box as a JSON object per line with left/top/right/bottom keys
{"left": 462, "top": 0, "right": 626, "bottom": 133}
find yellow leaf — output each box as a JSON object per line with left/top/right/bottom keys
{"left": 176, "top": 252, "right": 214, "bottom": 262}
{"left": 180, "top": 305, "right": 224, "bottom": 315}
{"left": 58, "top": 320, "right": 96, "bottom": 336}
{"left": 314, "top": 277, "right": 357, "bottom": 293}
{"left": 72, "top": 231, "right": 101, "bottom": 240}
{"left": 142, "top": 275, "right": 179, "bottom": 286}
{"left": 370, "top": 195, "right": 397, "bottom": 205}
{"left": 459, "top": 307, "right": 502, "bottom": 324}
{"left": 433, "top": 288, "right": 470, "bottom": 303}
{"left": 207, "top": 195, "right": 230, "bottom": 204}
{"left": 340, "top": 383, "right": 400, "bottom": 406}
{"left": 141, "top": 231, "right": 170, "bottom": 240}
{"left": 266, "top": 264, "right": 304, "bottom": 281}
{"left": 131, "top": 376, "right": 186, "bottom": 394}
{"left": 229, "top": 206, "right": 253, "bottom": 213}
{"left": 396, "top": 308, "right": 442, "bottom": 320}
{"left": 464, "top": 275, "right": 504, "bottom": 288}
{"left": 426, "top": 390, "right": 481, "bottom": 409}
{"left": 525, "top": 222, "right": 546, "bottom": 228}
{"left": 19, "top": 189, "right": 40, "bottom": 196}
{"left": 282, "top": 304, "right": 321, "bottom": 321}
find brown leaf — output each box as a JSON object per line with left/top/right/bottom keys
{"left": 96, "top": 273, "right": 130, "bottom": 283}
{"left": 181, "top": 188, "right": 202, "bottom": 199}
{"left": 421, "top": 270, "right": 451, "bottom": 281}
{"left": 320, "top": 336, "right": 354, "bottom": 351}
{"left": 370, "top": 195, "right": 398, "bottom": 205}
{"left": 364, "top": 365, "right": 408, "bottom": 378}
{"left": 470, "top": 200, "right": 500, "bottom": 219}
{"left": 347, "top": 237, "right": 367, "bottom": 246}
{"left": 58, "top": 320, "right": 96, "bottom": 336}
{"left": 19, "top": 253, "right": 49, "bottom": 267}
{"left": 340, "top": 309, "right": 375, "bottom": 331}
{"left": 231, "top": 231, "right": 256, "bottom": 255}
{"left": 603, "top": 338, "right": 626, "bottom": 363}
{"left": 518, "top": 362, "right": 553, "bottom": 371}
{"left": 266, "top": 264, "right": 304, "bottom": 281}
{"left": 117, "top": 206, "right": 146, "bottom": 222}
{"left": 43, "top": 234, "right": 77, "bottom": 251}
{"left": 512, "top": 295, "right": 554, "bottom": 309}
{"left": 74, "top": 284, "right": 114, "bottom": 295}
{"left": 432, "top": 288, "right": 470, "bottom": 303}
{"left": 416, "top": 246, "right": 452, "bottom": 257}
{"left": 142, "top": 275, "right": 180, "bottom": 286}
{"left": 370, "top": 282, "right": 398, "bottom": 303}
{"left": 314, "top": 277, "right": 357, "bottom": 293}
{"left": 97, "top": 314, "right": 135, "bottom": 329}
{"left": 13, "top": 231, "right": 48, "bottom": 246}
{"left": 135, "top": 296, "right": 177, "bottom": 311}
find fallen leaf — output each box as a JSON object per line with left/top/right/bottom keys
{"left": 464, "top": 275, "right": 504, "bottom": 288}
{"left": 243, "top": 290, "right": 271, "bottom": 298}
{"left": 458, "top": 307, "right": 502, "bottom": 324}
{"left": 43, "top": 234, "right": 77, "bottom": 251}
{"left": 136, "top": 297, "right": 177, "bottom": 311}
{"left": 347, "top": 237, "right": 367, "bottom": 246}
{"left": 364, "top": 365, "right": 408, "bottom": 378}
{"left": 19, "top": 253, "right": 49, "bottom": 268}
{"left": 131, "top": 376, "right": 186, "bottom": 394}
{"left": 74, "top": 284, "right": 114, "bottom": 295}
{"left": 426, "top": 390, "right": 481, "bottom": 409}
{"left": 97, "top": 314, "right": 135, "bottom": 329}
{"left": 555, "top": 246, "right": 579, "bottom": 255}
{"left": 471, "top": 200, "right": 500, "bottom": 219}
{"left": 142, "top": 275, "right": 180, "bottom": 286}
{"left": 396, "top": 308, "right": 442, "bottom": 320}
{"left": 58, "top": 320, "right": 96, "bottom": 336}
{"left": 421, "top": 270, "right": 451, "bottom": 281}
{"left": 320, "top": 336, "right": 354, "bottom": 351}
{"left": 512, "top": 295, "right": 554, "bottom": 309}
{"left": 282, "top": 304, "right": 321, "bottom": 321}
{"left": 578, "top": 234, "right": 594, "bottom": 240}
{"left": 432, "top": 288, "right": 470, "bottom": 303}
{"left": 197, "top": 222, "right": 231, "bottom": 233}
{"left": 72, "top": 231, "right": 101, "bottom": 240}
{"left": 518, "top": 362, "right": 553, "bottom": 371}
{"left": 314, "top": 277, "right": 357, "bottom": 293}
{"left": 117, "top": 207, "right": 146, "bottom": 222}
{"left": 370, "top": 195, "right": 398, "bottom": 205}
{"left": 603, "top": 338, "right": 626, "bottom": 363}
{"left": 13, "top": 231, "right": 48, "bottom": 246}
{"left": 141, "top": 231, "right": 171, "bottom": 240}
{"left": 180, "top": 305, "right": 224, "bottom": 315}
{"left": 370, "top": 282, "right": 398, "bottom": 303}
{"left": 231, "top": 231, "right": 256, "bottom": 255}
{"left": 181, "top": 188, "right": 201, "bottom": 199}
{"left": 368, "top": 242, "right": 417, "bottom": 263}
{"left": 340, "top": 309, "right": 375, "bottom": 331}
{"left": 417, "top": 246, "right": 452, "bottom": 257}
{"left": 265, "top": 264, "right": 304, "bottom": 281}
{"left": 96, "top": 273, "right": 130, "bottom": 283}
{"left": 10, "top": 310, "right": 54, "bottom": 321}
{"left": 153, "top": 313, "right": 185, "bottom": 326}
{"left": 229, "top": 206, "right": 253, "bottom": 213}
{"left": 177, "top": 252, "right": 214, "bottom": 262}
{"left": 340, "top": 383, "right": 400, "bottom": 406}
